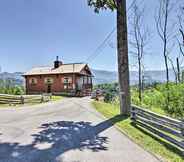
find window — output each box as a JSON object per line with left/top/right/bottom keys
{"left": 64, "top": 85, "right": 68, "bottom": 89}
{"left": 63, "top": 77, "right": 72, "bottom": 84}
{"left": 44, "top": 77, "right": 54, "bottom": 84}
{"left": 63, "top": 78, "right": 69, "bottom": 84}
{"left": 29, "top": 78, "right": 37, "bottom": 85}
{"left": 63, "top": 77, "right": 72, "bottom": 90}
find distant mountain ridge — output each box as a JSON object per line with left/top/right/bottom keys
{"left": 0, "top": 69, "right": 177, "bottom": 86}
{"left": 92, "top": 69, "right": 176, "bottom": 85}
{"left": 0, "top": 72, "right": 24, "bottom": 86}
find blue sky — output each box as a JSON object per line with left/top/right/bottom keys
{"left": 0, "top": 0, "right": 180, "bottom": 72}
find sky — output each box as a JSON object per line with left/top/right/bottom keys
{"left": 0, "top": 0, "right": 181, "bottom": 72}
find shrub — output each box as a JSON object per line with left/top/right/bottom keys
{"left": 0, "top": 79, "right": 25, "bottom": 95}
{"left": 95, "top": 82, "right": 184, "bottom": 118}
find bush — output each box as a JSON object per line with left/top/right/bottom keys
{"left": 0, "top": 79, "right": 25, "bottom": 95}
{"left": 94, "top": 83, "right": 119, "bottom": 103}
{"left": 95, "top": 82, "right": 184, "bottom": 118}
{"left": 132, "top": 83, "right": 184, "bottom": 118}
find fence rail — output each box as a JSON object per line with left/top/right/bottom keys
{"left": 131, "top": 105, "right": 184, "bottom": 151}
{"left": 0, "top": 93, "right": 52, "bottom": 105}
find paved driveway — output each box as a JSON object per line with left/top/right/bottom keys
{"left": 0, "top": 97, "right": 160, "bottom": 162}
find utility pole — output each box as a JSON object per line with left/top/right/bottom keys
{"left": 117, "top": 0, "right": 131, "bottom": 115}
{"left": 87, "top": 0, "right": 131, "bottom": 115}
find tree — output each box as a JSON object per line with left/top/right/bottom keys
{"left": 155, "top": 0, "right": 175, "bottom": 106}
{"left": 178, "top": 7, "right": 184, "bottom": 45}
{"left": 88, "top": 0, "right": 131, "bottom": 115}
{"left": 175, "top": 6, "right": 184, "bottom": 83}
{"left": 168, "top": 56, "right": 178, "bottom": 84}
{"left": 129, "top": 0, "right": 150, "bottom": 102}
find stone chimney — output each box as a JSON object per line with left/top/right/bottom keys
{"left": 54, "top": 56, "right": 63, "bottom": 68}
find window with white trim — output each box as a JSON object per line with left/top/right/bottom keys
{"left": 63, "top": 77, "right": 72, "bottom": 84}
{"left": 29, "top": 78, "right": 37, "bottom": 85}
{"left": 63, "top": 77, "right": 72, "bottom": 89}
{"left": 44, "top": 77, "right": 54, "bottom": 84}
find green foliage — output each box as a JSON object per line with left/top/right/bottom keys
{"left": 0, "top": 79, "right": 25, "bottom": 95}
{"left": 132, "top": 83, "right": 184, "bottom": 118}
{"left": 94, "top": 83, "right": 119, "bottom": 103}
{"left": 96, "top": 82, "right": 184, "bottom": 118}
{"left": 87, "top": 0, "right": 116, "bottom": 12}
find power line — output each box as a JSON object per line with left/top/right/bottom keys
{"left": 86, "top": 27, "right": 116, "bottom": 63}
{"left": 85, "top": 0, "right": 135, "bottom": 63}
{"left": 86, "top": 27, "right": 116, "bottom": 62}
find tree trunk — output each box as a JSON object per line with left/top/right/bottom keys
{"left": 177, "top": 57, "right": 181, "bottom": 83}
{"left": 117, "top": 0, "right": 131, "bottom": 115}
{"left": 138, "top": 58, "right": 142, "bottom": 102}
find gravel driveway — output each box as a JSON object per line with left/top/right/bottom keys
{"left": 0, "top": 97, "right": 160, "bottom": 162}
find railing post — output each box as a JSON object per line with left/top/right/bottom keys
{"left": 20, "top": 96, "right": 24, "bottom": 104}
{"left": 41, "top": 94, "right": 44, "bottom": 103}
{"left": 181, "top": 121, "right": 184, "bottom": 156}
{"left": 131, "top": 106, "right": 136, "bottom": 124}
{"left": 181, "top": 121, "right": 184, "bottom": 137}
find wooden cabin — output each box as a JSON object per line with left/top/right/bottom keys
{"left": 23, "top": 57, "right": 93, "bottom": 96}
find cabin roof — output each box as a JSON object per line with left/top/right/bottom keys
{"left": 23, "top": 63, "right": 92, "bottom": 76}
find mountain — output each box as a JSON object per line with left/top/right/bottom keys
{"left": 0, "top": 69, "right": 177, "bottom": 86}
{"left": 92, "top": 69, "right": 176, "bottom": 85}
{"left": 0, "top": 72, "right": 24, "bottom": 86}
{"left": 92, "top": 69, "right": 118, "bottom": 85}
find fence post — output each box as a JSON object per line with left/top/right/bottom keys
{"left": 41, "top": 94, "right": 44, "bottom": 103}
{"left": 20, "top": 96, "right": 24, "bottom": 104}
{"left": 131, "top": 106, "right": 136, "bottom": 124}
{"left": 50, "top": 94, "right": 52, "bottom": 100}
{"left": 181, "top": 121, "right": 184, "bottom": 137}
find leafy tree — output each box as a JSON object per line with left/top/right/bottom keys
{"left": 88, "top": 0, "right": 131, "bottom": 115}
{"left": 0, "top": 79, "right": 24, "bottom": 95}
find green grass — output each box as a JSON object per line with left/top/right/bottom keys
{"left": 92, "top": 101, "right": 184, "bottom": 162}
{"left": 51, "top": 95, "right": 63, "bottom": 101}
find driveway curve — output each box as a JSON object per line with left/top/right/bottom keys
{"left": 0, "top": 97, "right": 161, "bottom": 162}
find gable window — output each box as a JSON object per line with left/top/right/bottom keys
{"left": 29, "top": 78, "right": 37, "bottom": 85}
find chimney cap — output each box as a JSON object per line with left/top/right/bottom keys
{"left": 56, "top": 56, "right": 59, "bottom": 61}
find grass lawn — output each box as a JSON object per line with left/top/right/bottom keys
{"left": 92, "top": 101, "right": 184, "bottom": 162}
{"left": 51, "top": 95, "right": 63, "bottom": 101}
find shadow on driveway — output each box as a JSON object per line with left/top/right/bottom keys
{"left": 0, "top": 115, "right": 126, "bottom": 162}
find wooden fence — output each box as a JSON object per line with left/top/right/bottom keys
{"left": 0, "top": 93, "right": 52, "bottom": 105}
{"left": 131, "top": 105, "right": 184, "bottom": 151}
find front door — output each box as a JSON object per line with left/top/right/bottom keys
{"left": 47, "top": 84, "right": 51, "bottom": 93}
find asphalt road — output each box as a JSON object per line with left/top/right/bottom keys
{"left": 0, "top": 97, "right": 161, "bottom": 162}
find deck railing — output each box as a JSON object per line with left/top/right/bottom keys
{"left": 131, "top": 105, "right": 184, "bottom": 152}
